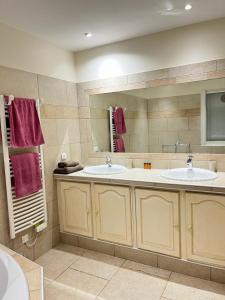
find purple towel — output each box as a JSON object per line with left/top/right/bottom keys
{"left": 115, "top": 137, "right": 125, "bottom": 152}
{"left": 7, "top": 97, "right": 45, "bottom": 148}
{"left": 114, "top": 107, "right": 126, "bottom": 134}
{"left": 11, "top": 153, "right": 42, "bottom": 198}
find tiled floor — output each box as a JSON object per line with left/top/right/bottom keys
{"left": 36, "top": 244, "right": 225, "bottom": 300}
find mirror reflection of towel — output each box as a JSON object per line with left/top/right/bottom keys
{"left": 114, "top": 107, "right": 126, "bottom": 134}
{"left": 115, "top": 137, "right": 125, "bottom": 152}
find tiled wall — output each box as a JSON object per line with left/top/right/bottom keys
{"left": 0, "top": 66, "right": 80, "bottom": 260}
{"left": 148, "top": 94, "right": 201, "bottom": 153}
{"left": 77, "top": 58, "right": 225, "bottom": 171}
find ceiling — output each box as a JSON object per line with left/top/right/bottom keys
{"left": 0, "top": 0, "right": 225, "bottom": 52}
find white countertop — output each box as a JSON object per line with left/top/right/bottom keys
{"left": 54, "top": 168, "right": 225, "bottom": 193}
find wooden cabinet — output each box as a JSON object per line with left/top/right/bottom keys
{"left": 136, "top": 189, "right": 180, "bottom": 257}
{"left": 94, "top": 184, "right": 132, "bottom": 246}
{"left": 186, "top": 193, "right": 225, "bottom": 267}
{"left": 59, "top": 182, "right": 92, "bottom": 237}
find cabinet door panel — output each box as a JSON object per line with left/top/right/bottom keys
{"left": 94, "top": 185, "right": 132, "bottom": 246}
{"left": 186, "top": 193, "right": 225, "bottom": 267}
{"left": 60, "top": 182, "right": 92, "bottom": 237}
{"left": 136, "top": 189, "right": 180, "bottom": 257}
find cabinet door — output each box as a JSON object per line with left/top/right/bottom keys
{"left": 60, "top": 182, "right": 92, "bottom": 237}
{"left": 186, "top": 193, "right": 225, "bottom": 267}
{"left": 94, "top": 184, "right": 132, "bottom": 246}
{"left": 136, "top": 189, "right": 180, "bottom": 257}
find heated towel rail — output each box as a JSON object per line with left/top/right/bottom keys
{"left": 108, "top": 106, "right": 116, "bottom": 152}
{"left": 0, "top": 95, "right": 48, "bottom": 239}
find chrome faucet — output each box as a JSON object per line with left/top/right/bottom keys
{"left": 187, "top": 154, "right": 193, "bottom": 170}
{"left": 106, "top": 156, "right": 112, "bottom": 167}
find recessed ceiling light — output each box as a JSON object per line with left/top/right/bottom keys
{"left": 84, "top": 32, "right": 92, "bottom": 38}
{"left": 185, "top": 4, "right": 192, "bottom": 10}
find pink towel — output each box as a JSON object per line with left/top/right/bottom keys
{"left": 6, "top": 97, "right": 45, "bottom": 148}
{"left": 115, "top": 137, "right": 125, "bottom": 152}
{"left": 114, "top": 107, "right": 126, "bottom": 134}
{"left": 11, "top": 153, "right": 42, "bottom": 198}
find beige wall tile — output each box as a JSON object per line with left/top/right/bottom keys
{"left": 167, "top": 117, "right": 188, "bottom": 131}
{"left": 188, "top": 116, "right": 200, "bottom": 130}
{"left": 149, "top": 119, "right": 167, "bottom": 131}
{"left": 78, "top": 237, "right": 115, "bottom": 256}
{"left": 60, "top": 233, "right": 78, "bottom": 246}
{"left": 38, "top": 75, "right": 67, "bottom": 105}
{"left": 211, "top": 267, "right": 225, "bottom": 284}
{"left": 0, "top": 66, "right": 38, "bottom": 98}
{"left": 66, "top": 82, "right": 78, "bottom": 106}
{"left": 114, "top": 245, "right": 157, "bottom": 267}
{"left": 158, "top": 255, "right": 210, "bottom": 280}
{"left": 79, "top": 106, "right": 91, "bottom": 119}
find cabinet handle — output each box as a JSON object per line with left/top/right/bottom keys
{"left": 95, "top": 210, "right": 99, "bottom": 216}
{"left": 173, "top": 224, "right": 179, "bottom": 229}
{"left": 188, "top": 225, "right": 192, "bottom": 232}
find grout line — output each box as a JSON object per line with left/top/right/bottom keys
{"left": 96, "top": 264, "right": 121, "bottom": 298}
{"left": 44, "top": 247, "right": 85, "bottom": 282}
{"left": 160, "top": 271, "right": 172, "bottom": 299}
{"left": 68, "top": 266, "right": 109, "bottom": 281}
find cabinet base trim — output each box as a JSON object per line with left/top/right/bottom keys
{"left": 60, "top": 232, "right": 225, "bottom": 284}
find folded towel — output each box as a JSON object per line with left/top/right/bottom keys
{"left": 114, "top": 107, "right": 126, "bottom": 134}
{"left": 58, "top": 161, "right": 79, "bottom": 168}
{"left": 53, "top": 165, "right": 83, "bottom": 174}
{"left": 11, "top": 153, "right": 42, "bottom": 198}
{"left": 6, "top": 96, "right": 45, "bottom": 148}
{"left": 115, "top": 137, "right": 125, "bottom": 152}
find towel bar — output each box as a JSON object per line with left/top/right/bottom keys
{"left": 0, "top": 95, "right": 48, "bottom": 239}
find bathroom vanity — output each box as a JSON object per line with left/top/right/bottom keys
{"left": 55, "top": 168, "right": 225, "bottom": 269}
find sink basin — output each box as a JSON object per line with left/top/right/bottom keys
{"left": 161, "top": 168, "right": 217, "bottom": 182}
{"left": 83, "top": 164, "right": 127, "bottom": 175}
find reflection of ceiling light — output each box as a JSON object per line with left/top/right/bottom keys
{"left": 185, "top": 4, "right": 192, "bottom": 10}
{"left": 84, "top": 32, "right": 92, "bottom": 38}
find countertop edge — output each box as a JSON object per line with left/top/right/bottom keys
{"left": 53, "top": 170, "right": 225, "bottom": 194}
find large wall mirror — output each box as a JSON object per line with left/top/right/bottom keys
{"left": 90, "top": 77, "right": 225, "bottom": 154}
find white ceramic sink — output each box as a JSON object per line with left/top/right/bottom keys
{"left": 83, "top": 164, "right": 127, "bottom": 175}
{"left": 161, "top": 168, "right": 217, "bottom": 182}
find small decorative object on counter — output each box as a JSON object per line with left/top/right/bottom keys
{"left": 144, "top": 162, "right": 152, "bottom": 169}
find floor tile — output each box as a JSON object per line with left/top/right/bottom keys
{"left": 163, "top": 272, "right": 225, "bottom": 300}
{"left": 56, "top": 268, "right": 107, "bottom": 297}
{"left": 54, "top": 243, "right": 86, "bottom": 256}
{"left": 35, "top": 248, "right": 80, "bottom": 280}
{"left": 45, "top": 280, "right": 96, "bottom": 300}
{"left": 98, "top": 267, "right": 167, "bottom": 300}
{"left": 71, "top": 250, "right": 124, "bottom": 279}
{"left": 123, "top": 260, "right": 171, "bottom": 280}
